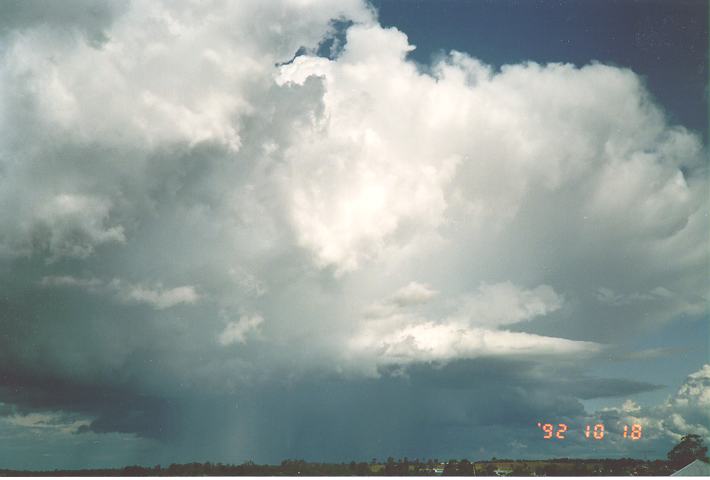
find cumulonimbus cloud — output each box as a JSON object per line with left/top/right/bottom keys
{"left": 0, "top": 0, "right": 705, "bottom": 461}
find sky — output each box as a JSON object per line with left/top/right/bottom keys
{"left": 0, "top": 0, "right": 708, "bottom": 471}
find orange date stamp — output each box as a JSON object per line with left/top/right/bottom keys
{"left": 536, "top": 422, "right": 643, "bottom": 440}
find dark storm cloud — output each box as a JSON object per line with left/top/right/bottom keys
{"left": 403, "top": 359, "right": 663, "bottom": 400}
{"left": 144, "top": 361, "right": 587, "bottom": 462}
{"left": 165, "top": 358, "right": 675, "bottom": 463}
{"left": 57, "top": 358, "right": 662, "bottom": 461}
{"left": 0, "top": 402, "right": 14, "bottom": 416}
{"left": 0, "top": 365, "right": 178, "bottom": 440}
{"left": 561, "top": 378, "right": 664, "bottom": 400}
{"left": 0, "top": 344, "right": 665, "bottom": 460}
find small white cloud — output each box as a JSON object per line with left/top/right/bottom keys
{"left": 363, "top": 281, "right": 438, "bottom": 319}
{"left": 454, "top": 282, "right": 563, "bottom": 327}
{"left": 228, "top": 266, "right": 267, "bottom": 297}
{"left": 33, "top": 194, "right": 125, "bottom": 260}
{"left": 6, "top": 411, "right": 90, "bottom": 434}
{"left": 390, "top": 282, "right": 438, "bottom": 307}
{"left": 595, "top": 286, "right": 673, "bottom": 306}
{"left": 39, "top": 275, "right": 200, "bottom": 310}
{"left": 39, "top": 275, "right": 103, "bottom": 289}
{"left": 218, "top": 314, "right": 264, "bottom": 346}
{"left": 117, "top": 283, "right": 200, "bottom": 310}
{"left": 621, "top": 399, "right": 641, "bottom": 413}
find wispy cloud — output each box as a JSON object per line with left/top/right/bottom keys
{"left": 40, "top": 275, "right": 200, "bottom": 310}
{"left": 218, "top": 314, "right": 264, "bottom": 346}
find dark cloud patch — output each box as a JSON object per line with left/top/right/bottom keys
{"left": 219, "top": 362, "right": 668, "bottom": 461}
{"left": 0, "top": 402, "right": 14, "bottom": 416}
{"left": 403, "top": 358, "right": 662, "bottom": 400}
{"left": 123, "top": 359, "right": 667, "bottom": 462}
{"left": 0, "top": 353, "right": 658, "bottom": 458}
{"left": 83, "top": 397, "right": 179, "bottom": 440}
{"left": 0, "top": 0, "right": 126, "bottom": 46}
{"left": 607, "top": 346, "right": 692, "bottom": 362}
{"left": 0, "top": 367, "right": 178, "bottom": 440}
{"left": 561, "top": 377, "right": 664, "bottom": 400}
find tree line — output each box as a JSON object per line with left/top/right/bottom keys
{"left": 0, "top": 433, "right": 706, "bottom": 476}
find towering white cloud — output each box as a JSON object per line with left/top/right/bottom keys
{"left": 0, "top": 0, "right": 704, "bottom": 378}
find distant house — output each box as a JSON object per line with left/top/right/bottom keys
{"left": 494, "top": 467, "right": 513, "bottom": 476}
{"left": 671, "top": 459, "right": 710, "bottom": 476}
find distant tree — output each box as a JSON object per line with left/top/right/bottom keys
{"left": 648, "top": 459, "right": 673, "bottom": 476}
{"left": 458, "top": 459, "right": 474, "bottom": 476}
{"left": 442, "top": 460, "right": 457, "bottom": 476}
{"left": 668, "top": 434, "right": 709, "bottom": 469}
{"left": 384, "top": 457, "right": 397, "bottom": 476}
{"left": 401, "top": 457, "right": 410, "bottom": 475}
{"left": 569, "top": 461, "right": 594, "bottom": 476}
{"left": 543, "top": 463, "right": 561, "bottom": 476}
{"left": 511, "top": 462, "right": 529, "bottom": 476}
{"left": 356, "top": 462, "right": 370, "bottom": 475}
